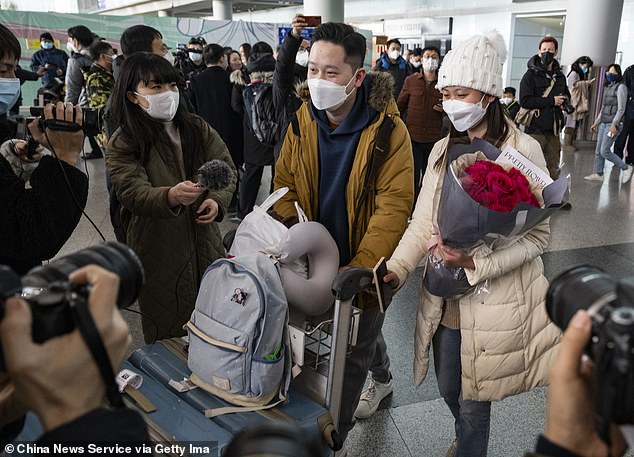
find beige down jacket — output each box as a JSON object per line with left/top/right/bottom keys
{"left": 387, "top": 122, "right": 561, "bottom": 402}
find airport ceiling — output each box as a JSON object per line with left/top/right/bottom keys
{"left": 170, "top": 0, "right": 303, "bottom": 17}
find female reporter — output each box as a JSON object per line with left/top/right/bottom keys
{"left": 106, "top": 52, "right": 236, "bottom": 342}
{"left": 384, "top": 32, "right": 560, "bottom": 456}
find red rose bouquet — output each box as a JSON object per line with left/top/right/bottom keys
{"left": 459, "top": 160, "right": 540, "bottom": 212}
{"left": 423, "top": 139, "right": 569, "bottom": 299}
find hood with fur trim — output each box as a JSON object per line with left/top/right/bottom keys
{"left": 230, "top": 69, "right": 274, "bottom": 86}
{"left": 295, "top": 71, "right": 396, "bottom": 114}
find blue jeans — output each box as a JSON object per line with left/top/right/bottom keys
{"left": 433, "top": 325, "right": 491, "bottom": 457}
{"left": 594, "top": 122, "right": 627, "bottom": 175}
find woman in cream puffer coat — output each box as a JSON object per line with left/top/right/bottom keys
{"left": 386, "top": 31, "right": 560, "bottom": 457}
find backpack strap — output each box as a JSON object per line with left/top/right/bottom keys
{"left": 542, "top": 76, "right": 557, "bottom": 98}
{"left": 351, "top": 114, "right": 396, "bottom": 247}
{"left": 203, "top": 395, "right": 286, "bottom": 418}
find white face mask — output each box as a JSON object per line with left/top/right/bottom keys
{"left": 422, "top": 57, "right": 439, "bottom": 72}
{"left": 411, "top": 60, "right": 421, "bottom": 69}
{"left": 307, "top": 71, "right": 358, "bottom": 112}
{"left": 162, "top": 51, "right": 175, "bottom": 66}
{"left": 136, "top": 90, "right": 179, "bottom": 121}
{"left": 442, "top": 95, "right": 489, "bottom": 132}
{"left": 389, "top": 49, "right": 401, "bottom": 61}
{"left": 295, "top": 49, "right": 309, "bottom": 67}
{"left": 66, "top": 39, "right": 75, "bottom": 53}
{"left": 500, "top": 97, "right": 513, "bottom": 105}
{"left": 189, "top": 52, "right": 203, "bottom": 64}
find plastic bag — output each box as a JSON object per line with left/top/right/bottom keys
{"left": 229, "top": 187, "right": 308, "bottom": 276}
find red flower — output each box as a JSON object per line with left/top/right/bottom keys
{"left": 486, "top": 171, "right": 514, "bottom": 196}
{"left": 462, "top": 160, "right": 540, "bottom": 212}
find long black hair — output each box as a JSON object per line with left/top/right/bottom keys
{"left": 568, "top": 55, "right": 593, "bottom": 80}
{"left": 109, "top": 52, "right": 204, "bottom": 174}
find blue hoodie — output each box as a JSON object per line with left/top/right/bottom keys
{"left": 310, "top": 77, "right": 378, "bottom": 265}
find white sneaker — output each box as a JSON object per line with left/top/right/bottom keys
{"left": 622, "top": 165, "right": 634, "bottom": 184}
{"left": 584, "top": 173, "right": 604, "bottom": 182}
{"left": 353, "top": 377, "right": 393, "bottom": 419}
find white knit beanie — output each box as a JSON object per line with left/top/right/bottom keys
{"left": 437, "top": 30, "right": 507, "bottom": 98}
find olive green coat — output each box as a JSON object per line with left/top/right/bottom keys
{"left": 106, "top": 115, "right": 236, "bottom": 342}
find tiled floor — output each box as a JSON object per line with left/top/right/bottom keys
{"left": 56, "top": 140, "right": 634, "bottom": 457}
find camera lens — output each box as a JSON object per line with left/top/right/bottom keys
{"left": 546, "top": 265, "right": 617, "bottom": 329}
{"left": 23, "top": 242, "right": 144, "bottom": 308}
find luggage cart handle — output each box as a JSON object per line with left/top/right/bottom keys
{"left": 331, "top": 268, "right": 373, "bottom": 301}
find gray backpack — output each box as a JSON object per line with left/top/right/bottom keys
{"left": 186, "top": 254, "right": 291, "bottom": 417}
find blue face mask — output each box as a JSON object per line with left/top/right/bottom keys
{"left": 41, "top": 41, "right": 54, "bottom": 50}
{"left": 581, "top": 66, "right": 589, "bottom": 74}
{"left": 0, "top": 78, "right": 20, "bottom": 115}
{"left": 606, "top": 73, "right": 618, "bottom": 83}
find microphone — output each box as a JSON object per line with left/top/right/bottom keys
{"left": 197, "top": 160, "right": 233, "bottom": 191}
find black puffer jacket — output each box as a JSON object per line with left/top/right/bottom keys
{"left": 230, "top": 53, "right": 276, "bottom": 166}
{"left": 519, "top": 55, "right": 570, "bottom": 134}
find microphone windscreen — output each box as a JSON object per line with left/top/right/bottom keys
{"left": 197, "top": 160, "right": 232, "bottom": 191}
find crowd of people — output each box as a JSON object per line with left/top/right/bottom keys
{"left": 0, "top": 13, "right": 631, "bottom": 457}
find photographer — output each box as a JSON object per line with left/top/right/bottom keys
{"left": 519, "top": 36, "right": 570, "bottom": 181}
{"left": 526, "top": 310, "right": 628, "bottom": 457}
{"left": 176, "top": 37, "right": 207, "bottom": 82}
{"left": 0, "top": 23, "right": 89, "bottom": 275}
{"left": 0, "top": 265, "right": 149, "bottom": 446}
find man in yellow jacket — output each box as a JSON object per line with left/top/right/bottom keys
{"left": 273, "top": 21, "right": 414, "bottom": 445}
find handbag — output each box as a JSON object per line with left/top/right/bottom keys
{"left": 515, "top": 77, "right": 557, "bottom": 128}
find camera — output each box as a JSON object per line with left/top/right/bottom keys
{"left": 9, "top": 106, "right": 101, "bottom": 144}
{"left": 561, "top": 97, "right": 575, "bottom": 114}
{"left": 546, "top": 265, "right": 634, "bottom": 440}
{"left": 0, "top": 242, "right": 145, "bottom": 371}
{"left": 33, "top": 77, "right": 64, "bottom": 106}
{"left": 173, "top": 44, "right": 189, "bottom": 67}
{"left": 30, "top": 106, "right": 101, "bottom": 138}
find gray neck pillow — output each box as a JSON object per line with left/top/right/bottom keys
{"left": 269, "top": 221, "right": 339, "bottom": 317}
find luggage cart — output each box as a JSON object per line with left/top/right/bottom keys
{"left": 289, "top": 268, "right": 371, "bottom": 452}
{"left": 8, "top": 268, "right": 376, "bottom": 456}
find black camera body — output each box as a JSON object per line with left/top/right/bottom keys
{"left": 9, "top": 106, "right": 101, "bottom": 145}
{"left": 0, "top": 242, "right": 144, "bottom": 371}
{"left": 546, "top": 265, "right": 634, "bottom": 439}
{"left": 561, "top": 98, "right": 575, "bottom": 115}
{"left": 29, "top": 106, "right": 101, "bottom": 138}
{"left": 173, "top": 45, "right": 189, "bottom": 63}
{"left": 33, "top": 77, "right": 64, "bottom": 106}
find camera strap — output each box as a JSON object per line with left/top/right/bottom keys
{"left": 70, "top": 299, "right": 124, "bottom": 408}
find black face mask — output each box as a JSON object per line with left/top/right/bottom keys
{"left": 540, "top": 51, "right": 555, "bottom": 67}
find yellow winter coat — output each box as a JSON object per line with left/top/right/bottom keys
{"left": 274, "top": 72, "right": 414, "bottom": 307}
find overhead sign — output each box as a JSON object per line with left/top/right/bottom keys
{"left": 26, "top": 38, "right": 62, "bottom": 50}
{"left": 277, "top": 26, "right": 315, "bottom": 45}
